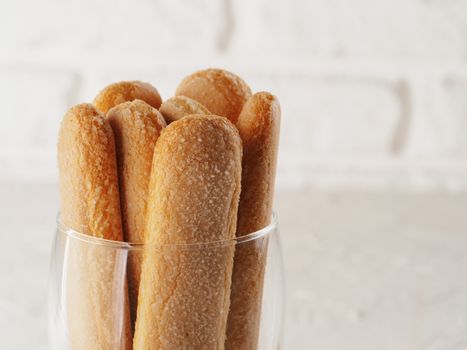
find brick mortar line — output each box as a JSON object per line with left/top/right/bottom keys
{"left": 0, "top": 50, "right": 466, "bottom": 76}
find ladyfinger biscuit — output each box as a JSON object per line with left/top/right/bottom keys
{"left": 159, "top": 96, "right": 210, "bottom": 124}
{"left": 175, "top": 68, "right": 251, "bottom": 124}
{"left": 58, "top": 103, "right": 132, "bottom": 350}
{"left": 133, "top": 115, "right": 242, "bottom": 350}
{"left": 226, "top": 92, "right": 281, "bottom": 350}
{"left": 94, "top": 81, "right": 162, "bottom": 113}
{"left": 106, "top": 99, "right": 166, "bottom": 328}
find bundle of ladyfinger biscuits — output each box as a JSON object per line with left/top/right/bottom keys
{"left": 57, "top": 68, "right": 280, "bottom": 350}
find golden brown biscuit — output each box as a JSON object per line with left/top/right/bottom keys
{"left": 57, "top": 103, "right": 132, "bottom": 349}
{"left": 226, "top": 92, "right": 281, "bottom": 350}
{"left": 106, "top": 99, "right": 166, "bottom": 328}
{"left": 159, "top": 96, "right": 210, "bottom": 124}
{"left": 175, "top": 68, "right": 251, "bottom": 124}
{"left": 133, "top": 115, "right": 242, "bottom": 350}
{"left": 94, "top": 81, "right": 162, "bottom": 113}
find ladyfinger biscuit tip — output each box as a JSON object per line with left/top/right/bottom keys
{"left": 94, "top": 80, "right": 162, "bottom": 113}
{"left": 159, "top": 95, "right": 210, "bottom": 124}
{"left": 175, "top": 68, "right": 251, "bottom": 124}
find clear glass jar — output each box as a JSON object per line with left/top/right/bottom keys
{"left": 48, "top": 214, "right": 284, "bottom": 349}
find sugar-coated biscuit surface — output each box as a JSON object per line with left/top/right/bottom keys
{"left": 107, "top": 99, "right": 166, "bottom": 329}
{"left": 58, "top": 103, "right": 123, "bottom": 240}
{"left": 134, "top": 115, "right": 242, "bottom": 350}
{"left": 175, "top": 68, "right": 251, "bottom": 124}
{"left": 226, "top": 92, "right": 281, "bottom": 350}
{"left": 94, "top": 81, "right": 162, "bottom": 113}
{"left": 107, "top": 99, "right": 166, "bottom": 244}
{"left": 234, "top": 92, "right": 280, "bottom": 236}
{"left": 57, "top": 103, "right": 132, "bottom": 350}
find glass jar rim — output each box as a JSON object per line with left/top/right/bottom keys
{"left": 56, "top": 212, "right": 276, "bottom": 250}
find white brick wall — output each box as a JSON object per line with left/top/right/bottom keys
{"left": 1, "top": 0, "right": 467, "bottom": 190}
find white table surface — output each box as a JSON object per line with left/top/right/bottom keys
{"left": 1, "top": 182, "right": 467, "bottom": 349}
